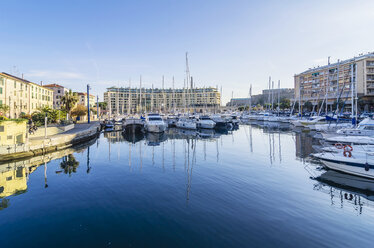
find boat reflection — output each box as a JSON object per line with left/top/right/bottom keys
{"left": 314, "top": 170, "right": 374, "bottom": 214}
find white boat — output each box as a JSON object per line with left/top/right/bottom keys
{"left": 314, "top": 123, "right": 352, "bottom": 133}
{"left": 176, "top": 117, "right": 197, "bottom": 130}
{"left": 166, "top": 115, "right": 178, "bottom": 127}
{"left": 320, "top": 144, "right": 374, "bottom": 154}
{"left": 124, "top": 116, "right": 144, "bottom": 133}
{"left": 197, "top": 115, "right": 216, "bottom": 129}
{"left": 336, "top": 118, "right": 374, "bottom": 136}
{"left": 300, "top": 116, "right": 326, "bottom": 128}
{"left": 312, "top": 152, "right": 374, "bottom": 179}
{"left": 144, "top": 114, "right": 167, "bottom": 133}
{"left": 325, "top": 135, "right": 374, "bottom": 145}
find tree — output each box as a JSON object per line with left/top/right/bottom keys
{"left": 0, "top": 104, "right": 10, "bottom": 117}
{"left": 60, "top": 154, "right": 80, "bottom": 175}
{"left": 71, "top": 105, "right": 87, "bottom": 120}
{"left": 279, "top": 98, "right": 291, "bottom": 110}
{"left": 303, "top": 101, "right": 313, "bottom": 112}
{"left": 61, "top": 90, "right": 78, "bottom": 117}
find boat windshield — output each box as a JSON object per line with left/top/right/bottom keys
{"left": 149, "top": 117, "right": 162, "bottom": 121}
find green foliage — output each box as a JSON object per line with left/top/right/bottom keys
{"left": 0, "top": 104, "right": 10, "bottom": 115}
{"left": 279, "top": 98, "right": 291, "bottom": 110}
{"left": 303, "top": 101, "right": 313, "bottom": 112}
{"left": 31, "top": 106, "right": 67, "bottom": 126}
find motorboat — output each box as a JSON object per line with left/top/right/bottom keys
{"left": 197, "top": 115, "right": 216, "bottom": 129}
{"left": 124, "top": 116, "right": 144, "bottom": 133}
{"left": 144, "top": 113, "right": 167, "bottom": 133}
{"left": 312, "top": 151, "right": 374, "bottom": 179}
{"left": 314, "top": 123, "right": 352, "bottom": 133}
{"left": 336, "top": 118, "right": 374, "bottom": 136}
{"left": 324, "top": 135, "right": 374, "bottom": 145}
{"left": 166, "top": 115, "right": 178, "bottom": 127}
{"left": 176, "top": 116, "right": 197, "bottom": 130}
{"left": 211, "top": 114, "right": 232, "bottom": 129}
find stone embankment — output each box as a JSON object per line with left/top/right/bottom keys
{"left": 0, "top": 122, "right": 100, "bottom": 163}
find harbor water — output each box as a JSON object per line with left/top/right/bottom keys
{"left": 1, "top": 123, "right": 374, "bottom": 247}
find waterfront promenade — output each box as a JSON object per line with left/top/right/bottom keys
{"left": 0, "top": 122, "right": 100, "bottom": 163}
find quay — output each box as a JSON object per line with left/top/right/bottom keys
{"left": 0, "top": 122, "right": 100, "bottom": 163}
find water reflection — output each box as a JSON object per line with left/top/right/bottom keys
{"left": 313, "top": 170, "right": 374, "bottom": 214}
{"left": 0, "top": 138, "right": 96, "bottom": 203}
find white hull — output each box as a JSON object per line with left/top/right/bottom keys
{"left": 176, "top": 121, "right": 197, "bottom": 130}
{"left": 145, "top": 124, "right": 167, "bottom": 133}
{"left": 322, "top": 160, "right": 374, "bottom": 179}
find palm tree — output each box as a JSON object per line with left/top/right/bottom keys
{"left": 61, "top": 90, "right": 78, "bottom": 119}
{"left": 60, "top": 154, "right": 80, "bottom": 175}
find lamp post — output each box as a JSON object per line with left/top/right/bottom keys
{"left": 87, "top": 84, "right": 91, "bottom": 124}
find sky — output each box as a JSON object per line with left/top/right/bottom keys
{"left": 1, "top": 0, "right": 374, "bottom": 104}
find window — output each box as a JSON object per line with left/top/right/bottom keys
{"left": 0, "top": 87, "right": 2, "bottom": 94}
{"left": 0, "top": 100, "right": 2, "bottom": 105}
{"left": 0, "top": 126, "right": 4, "bottom": 132}
{"left": 14, "top": 81, "right": 16, "bottom": 88}
{"left": 7, "top": 135, "right": 13, "bottom": 140}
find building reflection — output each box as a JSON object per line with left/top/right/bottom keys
{"left": 294, "top": 131, "right": 319, "bottom": 161}
{"left": 0, "top": 138, "right": 96, "bottom": 203}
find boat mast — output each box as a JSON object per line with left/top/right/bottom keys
{"left": 268, "top": 76, "right": 271, "bottom": 111}
{"left": 139, "top": 76, "right": 142, "bottom": 114}
{"left": 151, "top": 84, "right": 154, "bottom": 113}
{"left": 185, "top": 52, "right": 191, "bottom": 114}
{"left": 277, "top": 80, "right": 280, "bottom": 116}
{"left": 249, "top": 84, "right": 252, "bottom": 113}
{"left": 271, "top": 80, "right": 274, "bottom": 111}
{"left": 128, "top": 78, "right": 132, "bottom": 115}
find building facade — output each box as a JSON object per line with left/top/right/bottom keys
{"left": 76, "top": 92, "right": 96, "bottom": 108}
{"left": 44, "top": 84, "right": 69, "bottom": 110}
{"left": 227, "top": 88, "right": 294, "bottom": 107}
{"left": 294, "top": 53, "right": 374, "bottom": 111}
{"left": 0, "top": 72, "right": 53, "bottom": 118}
{"left": 104, "top": 87, "right": 221, "bottom": 115}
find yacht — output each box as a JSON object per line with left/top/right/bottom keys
{"left": 312, "top": 151, "right": 374, "bottom": 179}
{"left": 166, "top": 115, "right": 178, "bottom": 127}
{"left": 336, "top": 118, "right": 374, "bottom": 136}
{"left": 197, "top": 115, "right": 216, "bottom": 129}
{"left": 176, "top": 116, "right": 197, "bottom": 130}
{"left": 144, "top": 114, "right": 167, "bottom": 133}
{"left": 124, "top": 116, "right": 144, "bottom": 133}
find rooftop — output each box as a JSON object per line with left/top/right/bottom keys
{"left": 296, "top": 52, "right": 374, "bottom": 76}
{"left": 0, "top": 72, "right": 53, "bottom": 91}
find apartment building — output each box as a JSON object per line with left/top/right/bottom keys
{"left": 44, "top": 84, "right": 69, "bottom": 110}
{"left": 104, "top": 86, "right": 221, "bottom": 115}
{"left": 294, "top": 53, "right": 374, "bottom": 111}
{"left": 0, "top": 72, "right": 53, "bottom": 118}
{"left": 76, "top": 92, "right": 96, "bottom": 108}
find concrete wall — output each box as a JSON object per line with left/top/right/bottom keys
{"left": 0, "top": 120, "right": 27, "bottom": 146}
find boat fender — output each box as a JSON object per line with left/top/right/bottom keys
{"left": 365, "top": 163, "right": 370, "bottom": 171}
{"left": 344, "top": 145, "right": 353, "bottom": 152}
{"left": 335, "top": 143, "right": 344, "bottom": 149}
{"left": 343, "top": 151, "right": 352, "bottom": 157}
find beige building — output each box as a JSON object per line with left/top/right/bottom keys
{"left": 44, "top": 83, "right": 69, "bottom": 110}
{"left": 0, "top": 72, "right": 53, "bottom": 118}
{"left": 104, "top": 86, "right": 221, "bottom": 115}
{"left": 294, "top": 53, "right": 374, "bottom": 111}
{"left": 76, "top": 92, "right": 96, "bottom": 108}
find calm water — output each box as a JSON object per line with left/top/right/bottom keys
{"left": 1, "top": 123, "right": 374, "bottom": 248}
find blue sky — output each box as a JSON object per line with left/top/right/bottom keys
{"left": 1, "top": 0, "right": 374, "bottom": 103}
